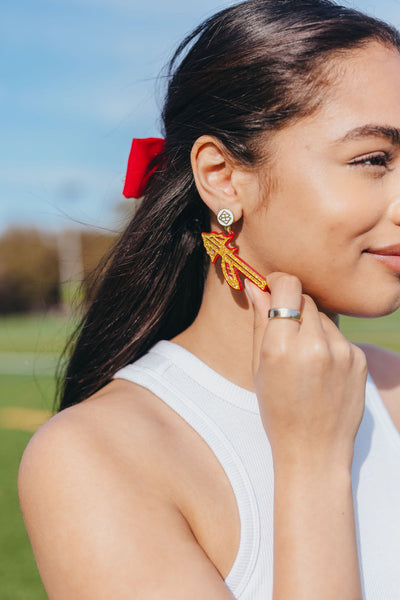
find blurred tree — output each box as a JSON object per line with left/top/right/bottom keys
{"left": 80, "top": 229, "right": 116, "bottom": 305}
{"left": 0, "top": 227, "right": 116, "bottom": 314}
{"left": 0, "top": 228, "right": 59, "bottom": 313}
{"left": 81, "top": 229, "right": 116, "bottom": 277}
{"left": 57, "top": 229, "right": 85, "bottom": 314}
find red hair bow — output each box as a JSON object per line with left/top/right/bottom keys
{"left": 123, "top": 137, "right": 165, "bottom": 198}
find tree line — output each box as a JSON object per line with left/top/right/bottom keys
{"left": 0, "top": 227, "right": 116, "bottom": 314}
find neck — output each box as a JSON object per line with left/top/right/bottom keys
{"left": 172, "top": 270, "right": 339, "bottom": 392}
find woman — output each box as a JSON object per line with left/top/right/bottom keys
{"left": 18, "top": 1, "right": 400, "bottom": 598}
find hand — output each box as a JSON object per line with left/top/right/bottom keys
{"left": 246, "top": 273, "right": 368, "bottom": 472}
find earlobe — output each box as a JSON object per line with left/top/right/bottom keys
{"left": 191, "top": 135, "right": 243, "bottom": 220}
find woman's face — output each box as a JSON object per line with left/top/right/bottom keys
{"left": 244, "top": 42, "right": 400, "bottom": 318}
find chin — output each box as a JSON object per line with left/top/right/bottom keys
{"left": 315, "top": 290, "right": 400, "bottom": 320}
{"left": 338, "top": 299, "right": 400, "bottom": 319}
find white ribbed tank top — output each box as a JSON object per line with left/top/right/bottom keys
{"left": 113, "top": 340, "right": 400, "bottom": 600}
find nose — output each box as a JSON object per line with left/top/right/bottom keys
{"left": 389, "top": 198, "right": 400, "bottom": 226}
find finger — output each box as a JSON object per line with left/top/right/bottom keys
{"left": 295, "top": 294, "right": 326, "bottom": 337}
{"left": 298, "top": 299, "right": 355, "bottom": 359}
{"left": 245, "top": 279, "right": 272, "bottom": 373}
{"left": 266, "top": 272, "right": 303, "bottom": 338}
{"left": 319, "top": 312, "right": 343, "bottom": 339}
{"left": 317, "top": 310, "right": 358, "bottom": 353}
{"left": 298, "top": 297, "right": 343, "bottom": 342}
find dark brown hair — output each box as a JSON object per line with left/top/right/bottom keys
{"left": 57, "top": 0, "right": 400, "bottom": 410}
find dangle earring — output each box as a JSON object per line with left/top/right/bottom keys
{"left": 201, "top": 209, "right": 269, "bottom": 292}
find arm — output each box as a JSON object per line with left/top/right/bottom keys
{"left": 247, "top": 273, "right": 366, "bottom": 600}
{"left": 273, "top": 460, "right": 360, "bottom": 599}
{"left": 18, "top": 408, "right": 235, "bottom": 600}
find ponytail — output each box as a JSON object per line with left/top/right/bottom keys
{"left": 57, "top": 151, "right": 209, "bottom": 410}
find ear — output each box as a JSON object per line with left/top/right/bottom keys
{"left": 191, "top": 136, "right": 255, "bottom": 223}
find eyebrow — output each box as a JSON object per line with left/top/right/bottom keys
{"left": 333, "top": 124, "right": 400, "bottom": 146}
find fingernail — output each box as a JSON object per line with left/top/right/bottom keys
{"left": 244, "top": 280, "right": 254, "bottom": 304}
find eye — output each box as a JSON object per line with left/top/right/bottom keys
{"left": 349, "top": 151, "right": 394, "bottom": 171}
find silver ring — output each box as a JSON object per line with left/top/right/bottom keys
{"left": 268, "top": 308, "right": 302, "bottom": 322}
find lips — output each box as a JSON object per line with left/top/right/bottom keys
{"left": 367, "top": 243, "right": 400, "bottom": 256}
{"left": 365, "top": 244, "right": 400, "bottom": 274}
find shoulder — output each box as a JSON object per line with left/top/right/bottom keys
{"left": 356, "top": 344, "right": 400, "bottom": 433}
{"left": 17, "top": 377, "right": 198, "bottom": 552}
{"left": 356, "top": 343, "right": 400, "bottom": 390}
{"left": 18, "top": 380, "right": 163, "bottom": 523}
{"left": 18, "top": 380, "right": 231, "bottom": 598}
{"left": 18, "top": 378, "right": 184, "bottom": 502}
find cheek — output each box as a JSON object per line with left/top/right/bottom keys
{"left": 244, "top": 187, "right": 376, "bottom": 306}
{"left": 247, "top": 155, "right": 389, "bottom": 287}
{"left": 251, "top": 190, "right": 347, "bottom": 262}
{"left": 264, "top": 164, "right": 382, "bottom": 252}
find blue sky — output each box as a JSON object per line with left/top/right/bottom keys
{"left": 2, "top": 0, "right": 400, "bottom": 234}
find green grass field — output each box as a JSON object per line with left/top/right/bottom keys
{"left": 0, "top": 314, "right": 77, "bottom": 600}
{"left": 0, "top": 309, "right": 399, "bottom": 599}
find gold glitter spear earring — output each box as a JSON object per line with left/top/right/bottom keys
{"left": 201, "top": 208, "right": 269, "bottom": 292}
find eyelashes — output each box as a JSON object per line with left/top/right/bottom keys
{"left": 349, "top": 151, "right": 395, "bottom": 172}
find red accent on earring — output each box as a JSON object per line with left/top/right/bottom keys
{"left": 201, "top": 229, "right": 269, "bottom": 292}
